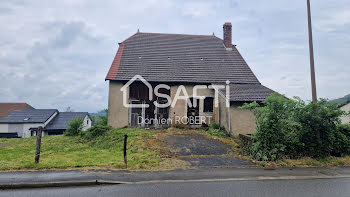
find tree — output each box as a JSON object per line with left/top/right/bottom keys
{"left": 92, "top": 109, "right": 108, "bottom": 126}
{"left": 65, "top": 116, "right": 84, "bottom": 136}
{"left": 65, "top": 107, "right": 74, "bottom": 112}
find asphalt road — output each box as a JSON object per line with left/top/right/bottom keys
{"left": 2, "top": 178, "right": 350, "bottom": 197}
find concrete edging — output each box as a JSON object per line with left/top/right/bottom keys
{"left": 3, "top": 175, "right": 350, "bottom": 190}
{"left": 0, "top": 180, "right": 122, "bottom": 190}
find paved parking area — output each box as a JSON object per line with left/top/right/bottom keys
{"left": 165, "top": 133, "right": 253, "bottom": 167}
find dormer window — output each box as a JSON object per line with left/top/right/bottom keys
{"left": 24, "top": 118, "right": 30, "bottom": 121}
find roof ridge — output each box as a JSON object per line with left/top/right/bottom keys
{"left": 60, "top": 112, "right": 88, "bottom": 113}
{"left": 136, "top": 32, "right": 216, "bottom": 37}
{"left": 24, "top": 109, "right": 57, "bottom": 110}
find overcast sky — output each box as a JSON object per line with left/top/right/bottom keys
{"left": 0, "top": 0, "right": 349, "bottom": 112}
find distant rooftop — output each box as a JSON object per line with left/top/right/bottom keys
{"left": 0, "top": 109, "right": 57, "bottom": 123}
{"left": 44, "top": 112, "right": 89, "bottom": 130}
{"left": 0, "top": 103, "right": 34, "bottom": 120}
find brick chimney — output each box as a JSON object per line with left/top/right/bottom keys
{"left": 223, "top": 22, "right": 232, "bottom": 49}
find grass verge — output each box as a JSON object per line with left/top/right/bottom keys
{"left": 1, "top": 127, "right": 350, "bottom": 170}
{"left": 0, "top": 128, "right": 162, "bottom": 171}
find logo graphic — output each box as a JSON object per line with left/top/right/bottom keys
{"left": 120, "top": 75, "right": 231, "bottom": 109}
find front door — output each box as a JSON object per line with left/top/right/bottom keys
{"left": 187, "top": 98, "right": 200, "bottom": 125}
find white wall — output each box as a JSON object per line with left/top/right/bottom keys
{"left": 0, "top": 124, "right": 9, "bottom": 133}
{"left": 44, "top": 112, "right": 58, "bottom": 126}
{"left": 0, "top": 112, "right": 91, "bottom": 138}
{"left": 340, "top": 103, "right": 350, "bottom": 124}
{"left": 22, "top": 123, "right": 44, "bottom": 138}
{"left": 82, "top": 115, "right": 92, "bottom": 131}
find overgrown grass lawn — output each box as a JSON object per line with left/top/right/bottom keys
{"left": 0, "top": 128, "right": 162, "bottom": 170}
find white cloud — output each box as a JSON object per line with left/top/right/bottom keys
{"left": 0, "top": 0, "right": 349, "bottom": 112}
{"left": 316, "top": 9, "right": 350, "bottom": 32}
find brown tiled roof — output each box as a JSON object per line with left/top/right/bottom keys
{"left": 213, "top": 83, "right": 275, "bottom": 102}
{"left": 105, "top": 32, "right": 260, "bottom": 84}
{"left": 106, "top": 44, "right": 125, "bottom": 80}
{"left": 0, "top": 103, "right": 34, "bottom": 119}
{"left": 226, "top": 84, "right": 275, "bottom": 102}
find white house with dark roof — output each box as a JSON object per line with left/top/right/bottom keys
{"left": 0, "top": 109, "right": 91, "bottom": 138}
{"left": 105, "top": 22, "right": 275, "bottom": 135}
{"left": 43, "top": 112, "right": 91, "bottom": 135}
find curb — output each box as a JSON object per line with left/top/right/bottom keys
{"left": 0, "top": 180, "right": 123, "bottom": 190}
{"left": 2, "top": 175, "right": 350, "bottom": 190}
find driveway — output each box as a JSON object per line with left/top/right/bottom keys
{"left": 164, "top": 133, "right": 253, "bottom": 167}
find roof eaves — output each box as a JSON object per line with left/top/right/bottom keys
{"left": 43, "top": 109, "right": 59, "bottom": 124}
{"left": 105, "top": 44, "right": 125, "bottom": 81}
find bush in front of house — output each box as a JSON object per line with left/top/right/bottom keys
{"left": 202, "top": 123, "right": 230, "bottom": 138}
{"left": 241, "top": 93, "right": 349, "bottom": 161}
{"left": 332, "top": 124, "right": 350, "bottom": 157}
{"left": 65, "top": 116, "right": 84, "bottom": 136}
{"left": 242, "top": 93, "right": 303, "bottom": 161}
{"left": 81, "top": 125, "right": 112, "bottom": 140}
{"left": 294, "top": 98, "right": 344, "bottom": 158}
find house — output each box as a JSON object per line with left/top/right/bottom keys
{"left": 43, "top": 112, "right": 91, "bottom": 135}
{"left": 0, "top": 109, "right": 91, "bottom": 138}
{"left": 0, "top": 103, "right": 34, "bottom": 119}
{"left": 105, "top": 22, "right": 274, "bottom": 135}
{"left": 340, "top": 102, "right": 350, "bottom": 124}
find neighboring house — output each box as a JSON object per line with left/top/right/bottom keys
{"left": 105, "top": 22, "right": 274, "bottom": 135}
{"left": 0, "top": 103, "right": 34, "bottom": 119}
{"left": 340, "top": 102, "right": 350, "bottom": 124}
{"left": 43, "top": 112, "right": 91, "bottom": 135}
{"left": 0, "top": 109, "right": 58, "bottom": 138}
{"left": 0, "top": 109, "right": 91, "bottom": 138}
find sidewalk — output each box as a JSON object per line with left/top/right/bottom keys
{"left": 2, "top": 167, "right": 350, "bottom": 189}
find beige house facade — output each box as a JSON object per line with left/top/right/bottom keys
{"left": 106, "top": 23, "right": 274, "bottom": 135}
{"left": 107, "top": 80, "right": 270, "bottom": 135}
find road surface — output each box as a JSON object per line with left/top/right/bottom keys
{"left": 2, "top": 177, "right": 350, "bottom": 197}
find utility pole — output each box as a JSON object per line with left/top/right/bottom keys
{"left": 307, "top": 0, "right": 317, "bottom": 102}
{"left": 307, "top": 0, "right": 320, "bottom": 140}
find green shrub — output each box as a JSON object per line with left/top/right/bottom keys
{"left": 209, "top": 122, "right": 226, "bottom": 131}
{"left": 81, "top": 125, "right": 112, "bottom": 140}
{"left": 238, "top": 134, "right": 253, "bottom": 156}
{"left": 242, "top": 93, "right": 349, "bottom": 161}
{"left": 92, "top": 109, "right": 108, "bottom": 126}
{"left": 295, "top": 99, "right": 344, "bottom": 158}
{"left": 337, "top": 124, "right": 350, "bottom": 137}
{"left": 332, "top": 124, "right": 350, "bottom": 156}
{"left": 203, "top": 123, "right": 230, "bottom": 138}
{"left": 65, "top": 116, "right": 84, "bottom": 136}
{"left": 242, "top": 93, "right": 302, "bottom": 161}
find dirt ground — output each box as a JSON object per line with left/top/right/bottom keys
{"left": 145, "top": 129, "right": 253, "bottom": 168}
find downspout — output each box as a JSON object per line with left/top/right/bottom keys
{"left": 228, "top": 104, "right": 231, "bottom": 134}
{"left": 212, "top": 85, "right": 231, "bottom": 134}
